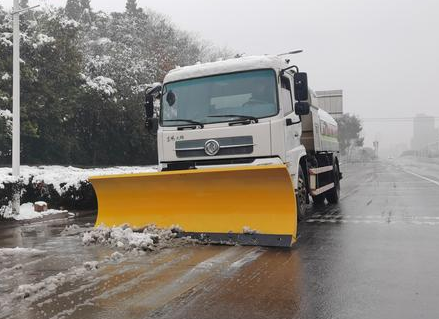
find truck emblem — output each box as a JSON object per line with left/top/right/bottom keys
{"left": 204, "top": 139, "right": 220, "bottom": 156}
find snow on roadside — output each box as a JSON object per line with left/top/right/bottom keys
{"left": 0, "top": 165, "right": 157, "bottom": 193}
{"left": 0, "top": 202, "right": 67, "bottom": 221}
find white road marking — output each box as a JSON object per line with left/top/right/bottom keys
{"left": 310, "top": 214, "right": 439, "bottom": 219}
{"left": 403, "top": 169, "right": 439, "bottom": 187}
{"left": 306, "top": 218, "right": 439, "bottom": 225}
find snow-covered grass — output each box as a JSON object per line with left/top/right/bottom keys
{"left": 0, "top": 202, "right": 67, "bottom": 221}
{"left": 0, "top": 165, "right": 156, "bottom": 194}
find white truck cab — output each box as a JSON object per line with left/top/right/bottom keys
{"left": 145, "top": 55, "right": 341, "bottom": 218}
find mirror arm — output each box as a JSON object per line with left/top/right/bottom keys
{"left": 280, "top": 65, "right": 299, "bottom": 76}
{"left": 286, "top": 116, "right": 302, "bottom": 126}
{"left": 145, "top": 84, "right": 162, "bottom": 97}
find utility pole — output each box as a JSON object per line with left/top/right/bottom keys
{"left": 11, "top": 0, "right": 21, "bottom": 216}
{"left": 11, "top": 0, "right": 39, "bottom": 215}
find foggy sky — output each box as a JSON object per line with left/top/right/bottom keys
{"left": 3, "top": 0, "right": 439, "bottom": 151}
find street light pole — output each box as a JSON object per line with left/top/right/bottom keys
{"left": 11, "top": 1, "right": 39, "bottom": 216}
{"left": 11, "top": 0, "right": 21, "bottom": 215}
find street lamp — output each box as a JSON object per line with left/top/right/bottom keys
{"left": 11, "top": 0, "right": 39, "bottom": 215}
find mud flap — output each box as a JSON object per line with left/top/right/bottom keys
{"left": 89, "top": 164, "right": 297, "bottom": 247}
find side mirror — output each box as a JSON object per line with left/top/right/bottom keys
{"left": 145, "top": 94, "right": 154, "bottom": 119}
{"left": 144, "top": 84, "right": 162, "bottom": 118}
{"left": 144, "top": 84, "right": 161, "bottom": 134}
{"left": 293, "top": 72, "right": 308, "bottom": 101}
{"left": 295, "top": 101, "right": 310, "bottom": 116}
{"left": 146, "top": 117, "right": 159, "bottom": 133}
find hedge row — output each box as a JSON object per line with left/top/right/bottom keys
{"left": 0, "top": 179, "right": 97, "bottom": 220}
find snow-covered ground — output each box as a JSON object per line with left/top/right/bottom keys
{"left": 0, "top": 202, "right": 67, "bottom": 220}
{"left": 0, "top": 165, "right": 157, "bottom": 193}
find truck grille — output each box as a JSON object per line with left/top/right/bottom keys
{"left": 175, "top": 136, "right": 254, "bottom": 158}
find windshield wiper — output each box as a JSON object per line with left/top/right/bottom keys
{"left": 163, "top": 119, "right": 204, "bottom": 128}
{"left": 208, "top": 114, "right": 259, "bottom": 124}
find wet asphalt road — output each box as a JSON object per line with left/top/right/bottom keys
{"left": 1, "top": 160, "right": 439, "bottom": 319}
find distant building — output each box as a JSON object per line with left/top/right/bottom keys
{"left": 411, "top": 114, "right": 437, "bottom": 151}
{"left": 312, "top": 90, "right": 343, "bottom": 119}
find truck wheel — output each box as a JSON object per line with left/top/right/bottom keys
{"left": 326, "top": 163, "right": 340, "bottom": 204}
{"left": 296, "top": 166, "right": 308, "bottom": 220}
{"left": 312, "top": 194, "right": 325, "bottom": 205}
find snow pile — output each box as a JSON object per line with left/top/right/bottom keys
{"left": 0, "top": 165, "right": 156, "bottom": 195}
{"left": 0, "top": 247, "right": 46, "bottom": 257}
{"left": 82, "top": 224, "right": 184, "bottom": 251}
{"left": 0, "top": 202, "right": 67, "bottom": 220}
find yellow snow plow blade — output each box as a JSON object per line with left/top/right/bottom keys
{"left": 89, "top": 164, "right": 297, "bottom": 247}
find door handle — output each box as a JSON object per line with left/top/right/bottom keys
{"left": 286, "top": 118, "right": 300, "bottom": 126}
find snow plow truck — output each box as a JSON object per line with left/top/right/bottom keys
{"left": 89, "top": 55, "right": 342, "bottom": 247}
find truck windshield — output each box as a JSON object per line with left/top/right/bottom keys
{"left": 161, "top": 69, "right": 278, "bottom": 126}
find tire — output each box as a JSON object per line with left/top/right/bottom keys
{"left": 326, "top": 163, "right": 340, "bottom": 204}
{"left": 296, "top": 166, "right": 308, "bottom": 221}
{"left": 312, "top": 194, "right": 325, "bottom": 205}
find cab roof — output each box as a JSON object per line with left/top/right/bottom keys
{"left": 164, "top": 55, "right": 290, "bottom": 84}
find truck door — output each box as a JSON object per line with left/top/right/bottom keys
{"left": 280, "top": 75, "right": 302, "bottom": 163}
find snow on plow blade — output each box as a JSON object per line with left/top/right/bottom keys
{"left": 89, "top": 164, "right": 297, "bottom": 247}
